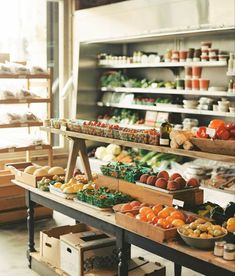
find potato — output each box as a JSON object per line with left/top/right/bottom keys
{"left": 48, "top": 166, "right": 64, "bottom": 175}
{"left": 24, "top": 165, "right": 38, "bottom": 174}
{"left": 33, "top": 168, "right": 48, "bottom": 176}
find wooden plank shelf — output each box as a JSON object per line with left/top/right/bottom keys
{"left": 40, "top": 127, "right": 235, "bottom": 163}
{"left": 98, "top": 60, "right": 227, "bottom": 69}
{"left": 97, "top": 101, "right": 235, "bottom": 118}
{"left": 0, "top": 122, "right": 43, "bottom": 128}
{"left": 0, "top": 73, "right": 50, "bottom": 79}
{"left": 0, "top": 144, "right": 52, "bottom": 154}
{"left": 101, "top": 87, "right": 234, "bottom": 97}
{"left": 0, "top": 98, "right": 50, "bottom": 104}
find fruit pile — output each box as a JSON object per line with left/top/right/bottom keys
{"left": 37, "top": 175, "right": 65, "bottom": 191}
{"left": 77, "top": 187, "right": 133, "bottom": 208}
{"left": 138, "top": 170, "right": 199, "bottom": 191}
{"left": 50, "top": 174, "right": 95, "bottom": 194}
{"left": 178, "top": 219, "right": 227, "bottom": 238}
{"left": 196, "top": 120, "right": 235, "bottom": 140}
{"left": 119, "top": 201, "right": 195, "bottom": 229}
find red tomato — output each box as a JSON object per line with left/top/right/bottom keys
{"left": 216, "top": 126, "right": 230, "bottom": 140}
{"left": 225, "top": 123, "right": 235, "bottom": 130}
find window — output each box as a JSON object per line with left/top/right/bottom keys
{"left": 0, "top": 0, "right": 70, "bottom": 160}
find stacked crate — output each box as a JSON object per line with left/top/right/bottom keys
{"left": 0, "top": 170, "right": 52, "bottom": 224}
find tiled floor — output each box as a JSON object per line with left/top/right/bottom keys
{"left": 0, "top": 212, "right": 202, "bottom": 276}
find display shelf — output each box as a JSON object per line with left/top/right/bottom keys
{"left": 97, "top": 101, "right": 234, "bottom": 117}
{"left": 0, "top": 73, "right": 50, "bottom": 79}
{"left": 0, "top": 144, "right": 52, "bottom": 154}
{"left": 101, "top": 87, "right": 234, "bottom": 97}
{"left": 0, "top": 98, "right": 50, "bottom": 104}
{"left": 41, "top": 127, "right": 235, "bottom": 163}
{"left": 0, "top": 122, "right": 43, "bottom": 128}
{"left": 98, "top": 60, "right": 227, "bottom": 69}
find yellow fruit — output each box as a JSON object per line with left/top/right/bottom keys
{"left": 72, "top": 183, "right": 84, "bottom": 192}
{"left": 63, "top": 187, "right": 74, "bottom": 193}
{"left": 54, "top": 182, "right": 62, "bottom": 188}
{"left": 227, "top": 218, "right": 235, "bottom": 232}
{"left": 82, "top": 184, "right": 94, "bottom": 190}
{"left": 61, "top": 183, "right": 70, "bottom": 189}
{"left": 68, "top": 178, "right": 77, "bottom": 185}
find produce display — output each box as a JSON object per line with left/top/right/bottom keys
{"left": 100, "top": 162, "right": 151, "bottom": 183}
{"left": 138, "top": 170, "right": 199, "bottom": 191}
{"left": 77, "top": 186, "right": 133, "bottom": 208}
{"left": 116, "top": 201, "right": 195, "bottom": 229}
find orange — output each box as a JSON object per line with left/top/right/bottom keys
{"left": 126, "top": 212, "right": 134, "bottom": 218}
{"left": 170, "top": 211, "right": 185, "bottom": 221}
{"left": 136, "top": 213, "right": 148, "bottom": 222}
{"left": 152, "top": 216, "right": 160, "bottom": 224}
{"left": 158, "top": 209, "right": 170, "bottom": 218}
{"left": 146, "top": 212, "right": 156, "bottom": 222}
{"left": 166, "top": 216, "right": 175, "bottom": 224}
{"left": 208, "top": 119, "right": 225, "bottom": 129}
{"left": 163, "top": 206, "right": 176, "bottom": 214}
{"left": 120, "top": 203, "right": 132, "bottom": 212}
{"left": 227, "top": 217, "right": 235, "bottom": 232}
{"left": 158, "top": 218, "right": 169, "bottom": 229}
{"left": 139, "top": 206, "right": 153, "bottom": 216}
{"left": 171, "top": 219, "right": 185, "bottom": 227}
{"left": 152, "top": 204, "right": 163, "bottom": 215}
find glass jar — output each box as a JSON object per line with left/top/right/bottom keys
{"left": 214, "top": 241, "right": 226, "bottom": 257}
{"left": 223, "top": 243, "right": 235, "bottom": 261}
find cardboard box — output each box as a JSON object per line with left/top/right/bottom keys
{"left": 40, "top": 224, "right": 96, "bottom": 268}
{"left": 60, "top": 230, "right": 116, "bottom": 276}
{"left": 85, "top": 257, "right": 166, "bottom": 276}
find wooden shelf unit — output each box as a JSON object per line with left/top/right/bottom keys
{"left": 0, "top": 69, "right": 53, "bottom": 165}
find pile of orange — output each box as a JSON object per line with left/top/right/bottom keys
{"left": 125, "top": 203, "right": 186, "bottom": 229}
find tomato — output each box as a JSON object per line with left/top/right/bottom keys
{"left": 225, "top": 123, "right": 235, "bottom": 130}
{"left": 216, "top": 126, "right": 230, "bottom": 140}
{"left": 196, "top": 127, "right": 209, "bottom": 138}
{"left": 230, "top": 129, "right": 235, "bottom": 137}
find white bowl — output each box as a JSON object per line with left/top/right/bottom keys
{"left": 218, "top": 101, "right": 230, "bottom": 107}
{"left": 229, "top": 107, "right": 235, "bottom": 113}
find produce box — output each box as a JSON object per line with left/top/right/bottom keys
{"left": 85, "top": 257, "right": 166, "bottom": 276}
{"left": 0, "top": 195, "right": 25, "bottom": 211}
{"left": 0, "top": 170, "right": 25, "bottom": 198}
{"left": 6, "top": 162, "right": 64, "bottom": 188}
{"left": 190, "top": 137, "right": 235, "bottom": 156}
{"left": 60, "top": 230, "right": 117, "bottom": 276}
{"left": 96, "top": 175, "right": 203, "bottom": 207}
{"left": 115, "top": 211, "right": 177, "bottom": 243}
{"left": 0, "top": 170, "right": 14, "bottom": 185}
{"left": 40, "top": 224, "right": 95, "bottom": 268}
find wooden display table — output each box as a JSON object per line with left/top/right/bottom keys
{"left": 13, "top": 180, "right": 235, "bottom": 276}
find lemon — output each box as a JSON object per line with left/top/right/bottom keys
{"left": 54, "top": 182, "right": 62, "bottom": 189}
{"left": 227, "top": 217, "right": 235, "bottom": 232}
{"left": 72, "top": 183, "right": 84, "bottom": 192}
{"left": 61, "top": 183, "right": 70, "bottom": 190}
{"left": 83, "top": 184, "right": 94, "bottom": 190}
{"left": 63, "top": 186, "right": 74, "bottom": 193}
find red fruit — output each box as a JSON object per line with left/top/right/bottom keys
{"left": 152, "top": 216, "right": 160, "bottom": 224}
{"left": 169, "top": 173, "right": 182, "bottom": 181}
{"left": 157, "top": 170, "right": 169, "bottom": 181}
{"left": 225, "top": 123, "right": 235, "bottom": 130}
{"left": 216, "top": 126, "right": 230, "bottom": 140}
{"left": 147, "top": 176, "right": 158, "bottom": 186}
{"left": 130, "top": 201, "right": 141, "bottom": 208}
{"left": 187, "top": 178, "right": 199, "bottom": 187}
{"left": 139, "top": 174, "right": 150, "bottom": 183}
{"left": 155, "top": 178, "right": 167, "bottom": 189}
{"left": 167, "top": 180, "right": 180, "bottom": 191}
{"left": 196, "top": 127, "right": 209, "bottom": 139}
{"left": 175, "top": 177, "right": 186, "bottom": 189}
{"left": 230, "top": 129, "right": 235, "bottom": 137}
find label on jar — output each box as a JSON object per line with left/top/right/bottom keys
{"left": 160, "top": 138, "right": 170, "bottom": 146}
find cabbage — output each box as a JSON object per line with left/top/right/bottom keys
{"left": 106, "top": 144, "right": 121, "bottom": 155}
{"left": 95, "top": 147, "right": 107, "bottom": 160}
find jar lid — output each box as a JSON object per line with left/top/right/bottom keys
{"left": 215, "top": 241, "right": 226, "bottom": 247}
{"left": 224, "top": 243, "right": 235, "bottom": 251}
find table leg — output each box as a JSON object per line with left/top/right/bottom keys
{"left": 65, "top": 138, "right": 80, "bottom": 182}
{"left": 26, "top": 191, "right": 36, "bottom": 268}
{"left": 116, "top": 229, "right": 129, "bottom": 276}
{"left": 77, "top": 139, "right": 92, "bottom": 181}
{"left": 174, "top": 263, "right": 182, "bottom": 276}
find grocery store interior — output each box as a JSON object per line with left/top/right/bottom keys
{"left": 0, "top": 0, "right": 235, "bottom": 276}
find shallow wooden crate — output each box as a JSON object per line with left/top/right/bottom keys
{"left": 0, "top": 195, "right": 26, "bottom": 211}
{"left": 115, "top": 212, "right": 177, "bottom": 243}
{"left": 95, "top": 174, "right": 119, "bottom": 190}
{"left": 190, "top": 137, "right": 235, "bottom": 156}
{"left": 0, "top": 206, "right": 53, "bottom": 224}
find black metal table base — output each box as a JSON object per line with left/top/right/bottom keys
{"left": 25, "top": 190, "right": 234, "bottom": 276}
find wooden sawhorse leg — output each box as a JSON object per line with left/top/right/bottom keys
{"left": 65, "top": 138, "right": 92, "bottom": 182}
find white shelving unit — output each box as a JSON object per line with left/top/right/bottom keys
{"left": 101, "top": 87, "right": 234, "bottom": 97}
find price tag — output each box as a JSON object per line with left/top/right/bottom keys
{"left": 172, "top": 199, "right": 184, "bottom": 208}
{"left": 35, "top": 146, "right": 43, "bottom": 150}
{"left": 20, "top": 123, "right": 28, "bottom": 127}
{"left": 206, "top": 128, "right": 216, "bottom": 138}
{"left": 8, "top": 148, "right": 15, "bottom": 153}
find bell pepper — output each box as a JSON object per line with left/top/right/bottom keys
{"left": 196, "top": 127, "right": 209, "bottom": 138}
